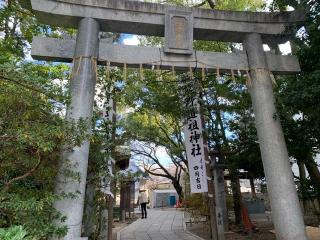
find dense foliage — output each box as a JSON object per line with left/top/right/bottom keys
{"left": 120, "top": 0, "right": 265, "bottom": 225}
{"left": 0, "top": 0, "right": 319, "bottom": 239}
{"left": 272, "top": 0, "right": 320, "bottom": 201}
{"left": 0, "top": 1, "right": 87, "bottom": 238}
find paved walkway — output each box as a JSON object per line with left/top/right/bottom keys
{"left": 118, "top": 209, "right": 203, "bottom": 240}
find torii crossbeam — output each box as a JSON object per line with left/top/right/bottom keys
{"left": 19, "top": 1, "right": 308, "bottom": 240}
{"left": 21, "top": 0, "right": 304, "bottom": 44}
{"left": 31, "top": 36, "right": 301, "bottom": 74}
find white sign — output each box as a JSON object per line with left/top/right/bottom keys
{"left": 100, "top": 96, "right": 115, "bottom": 197}
{"left": 100, "top": 157, "right": 115, "bottom": 198}
{"left": 102, "top": 98, "right": 114, "bottom": 123}
{"left": 183, "top": 100, "right": 208, "bottom": 193}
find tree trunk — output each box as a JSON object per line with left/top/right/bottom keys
{"left": 145, "top": 169, "right": 184, "bottom": 202}
{"left": 230, "top": 168, "right": 242, "bottom": 225}
{"left": 249, "top": 177, "right": 256, "bottom": 198}
{"left": 172, "top": 180, "right": 184, "bottom": 201}
{"left": 215, "top": 109, "right": 242, "bottom": 225}
{"left": 298, "top": 161, "right": 307, "bottom": 180}
{"left": 297, "top": 160, "right": 307, "bottom": 213}
{"left": 304, "top": 157, "right": 320, "bottom": 203}
{"left": 304, "top": 156, "right": 320, "bottom": 189}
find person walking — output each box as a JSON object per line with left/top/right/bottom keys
{"left": 137, "top": 189, "right": 149, "bottom": 219}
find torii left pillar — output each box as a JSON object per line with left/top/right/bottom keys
{"left": 53, "top": 18, "right": 100, "bottom": 240}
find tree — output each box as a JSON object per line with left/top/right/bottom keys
{"left": 133, "top": 141, "right": 185, "bottom": 199}
{"left": 119, "top": 70, "right": 187, "bottom": 199}
{"left": 271, "top": 0, "right": 320, "bottom": 199}
{"left": 200, "top": 71, "right": 265, "bottom": 224}
{"left": 120, "top": 0, "right": 265, "bottom": 226}
{"left": 0, "top": 1, "right": 88, "bottom": 238}
{"left": 0, "top": 61, "right": 89, "bottom": 239}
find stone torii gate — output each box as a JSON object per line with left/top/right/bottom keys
{"left": 19, "top": 0, "right": 307, "bottom": 240}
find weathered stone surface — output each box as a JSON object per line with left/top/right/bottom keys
{"left": 164, "top": 9, "right": 193, "bottom": 54}
{"left": 244, "top": 33, "right": 308, "bottom": 240}
{"left": 31, "top": 37, "right": 301, "bottom": 74}
{"left": 52, "top": 18, "right": 100, "bottom": 240}
{"left": 19, "top": 0, "right": 305, "bottom": 44}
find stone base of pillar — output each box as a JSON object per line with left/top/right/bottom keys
{"left": 99, "top": 209, "right": 109, "bottom": 239}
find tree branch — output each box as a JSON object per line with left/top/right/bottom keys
{"left": 132, "top": 143, "right": 172, "bottom": 177}
{"left": 145, "top": 169, "right": 172, "bottom": 179}
{"left": 3, "top": 152, "right": 42, "bottom": 191}
{"left": 154, "top": 116, "right": 179, "bottom": 148}
{"left": 0, "top": 75, "right": 62, "bottom": 102}
{"left": 206, "top": 0, "right": 216, "bottom": 9}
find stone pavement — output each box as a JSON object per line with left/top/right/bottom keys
{"left": 117, "top": 208, "right": 204, "bottom": 240}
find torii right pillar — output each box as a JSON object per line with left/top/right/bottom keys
{"left": 244, "top": 33, "right": 308, "bottom": 240}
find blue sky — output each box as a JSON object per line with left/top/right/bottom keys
{"left": 121, "top": 34, "right": 140, "bottom": 46}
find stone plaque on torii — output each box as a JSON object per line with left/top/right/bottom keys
{"left": 19, "top": 1, "right": 307, "bottom": 240}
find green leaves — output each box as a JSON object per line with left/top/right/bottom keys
{"left": 0, "top": 4, "right": 87, "bottom": 237}
{"left": 0, "top": 225, "right": 30, "bottom": 240}
{"left": 214, "top": 0, "right": 264, "bottom": 11}
{"left": 0, "top": 192, "right": 68, "bottom": 239}
{"left": 271, "top": 0, "right": 320, "bottom": 199}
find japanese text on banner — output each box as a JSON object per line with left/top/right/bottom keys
{"left": 181, "top": 79, "right": 208, "bottom": 193}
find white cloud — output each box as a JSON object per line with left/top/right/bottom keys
{"left": 123, "top": 35, "right": 140, "bottom": 46}
{"left": 263, "top": 41, "right": 292, "bottom": 55}
{"left": 263, "top": 44, "right": 271, "bottom": 51}
{"left": 279, "top": 41, "right": 292, "bottom": 55}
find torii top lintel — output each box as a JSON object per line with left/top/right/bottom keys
{"left": 20, "top": 0, "right": 305, "bottom": 44}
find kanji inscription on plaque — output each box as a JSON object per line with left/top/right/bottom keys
{"left": 164, "top": 9, "right": 193, "bottom": 55}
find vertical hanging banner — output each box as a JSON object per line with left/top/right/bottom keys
{"left": 181, "top": 76, "right": 208, "bottom": 193}
{"left": 100, "top": 92, "right": 115, "bottom": 198}
{"left": 102, "top": 97, "right": 114, "bottom": 124}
